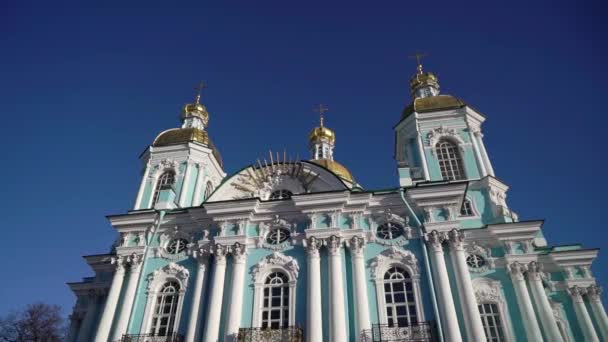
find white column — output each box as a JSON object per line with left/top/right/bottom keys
{"left": 186, "top": 255, "right": 209, "bottom": 342}
{"left": 447, "top": 230, "right": 486, "bottom": 341}
{"left": 507, "top": 262, "right": 544, "bottom": 341}
{"left": 178, "top": 161, "right": 194, "bottom": 207}
{"left": 587, "top": 285, "right": 608, "bottom": 340}
{"left": 570, "top": 286, "right": 600, "bottom": 342}
{"left": 134, "top": 162, "right": 151, "bottom": 209}
{"left": 306, "top": 237, "right": 323, "bottom": 342}
{"left": 470, "top": 130, "right": 488, "bottom": 177}
{"left": 191, "top": 163, "right": 206, "bottom": 206}
{"left": 111, "top": 254, "right": 143, "bottom": 341}
{"left": 327, "top": 236, "right": 348, "bottom": 341}
{"left": 348, "top": 236, "right": 371, "bottom": 341}
{"left": 203, "top": 245, "right": 228, "bottom": 342}
{"left": 476, "top": 133, "right": 495, "bottom": 176}
{"left": 225, "top": 243, "right": 248, "bottom": 342}
{"left": 416, "top": 134, "right": 431, "bottom": 180}
{"left": 426, "top": 231, "right": 463, "bottom": 342}
{"left": 94, "top": 258, "right": 126, "bottom": 342}
{"left": 527, "top": 262, "right": 563, "bottom": 342}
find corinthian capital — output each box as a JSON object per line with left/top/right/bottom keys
{"left": 508, "top": 261, "right": 527, "bottom": 281}
{"left": 111, "top": 256, "right": 127, "bottom": 272}
{"left": 213, "top": 244, "right": 228, "bottom": 264}
{"left": 587, "top": 284, "right": 602, "bottom": 302}
{"left": 305, "top": 236, "right": 322, "bottom": 258}
{"left": 568, "top": 286, "right": 586, "bottom": 302}
{"left": 425, "top": 230, "right": 446, "bottom": 250}
{"left": 347, "top": 236, "right": 366, "bottom": 257}
{"left": 326, "top": 235, "right": 342, "bottom": 256}
{"left": 231, "top": 242, "right": 247, "bottom": 263}
{"left": 447, "top": 229, "right": 464, "bottom": 250}
{"left": 527, "top": 261, "right": 543, "bottom": 281}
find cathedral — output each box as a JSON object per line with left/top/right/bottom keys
{"left": 67, "top": 61, "right": 608, "bottom": 342}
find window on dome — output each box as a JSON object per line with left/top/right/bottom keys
{"left": 266, "top": 228, "right": 291, "bottom": 245}
{"left": 466, "top": 254, "right": 486, "bottom": 269}
{"left": 167, "top": 238, "right": 188, "bottom": 254}
{"left": 436, "top": 140, "right": 465, "bottom": 181}
{"left": 150, "top": 281, "right": 180, "bottom": 336}
{"left": 377, "top": 222, "right": 405, "bottom": 240}
{"left": 204, "top": 181, "right": 214, "bottom": 201}
{"left": 478, "top": 303, "right": 505, "bottom": 342}
{"left": 460, "top": 199, "right": 474, "bottom": 216}
{"left": 269, "top": 189, "right": 293, "bottom": 200}
{"left": 383, "top": 267, "right": 418, "bottom": 327}
{"left": 261, "top": 272, "right": 290, "bottom": 329}
{"left": 152, "top": 171, "right": 176, "bottom": 206}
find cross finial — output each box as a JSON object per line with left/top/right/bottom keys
{"left": 314, "top": 104, "right": 328, "bottom": 127}
{"left": 194, "top": 81, "right": 207, "bottom": 104}
{"left": 408, "top": 52, "right": 428, "bottom": 74}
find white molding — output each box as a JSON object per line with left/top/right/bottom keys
{"left": 251, "top": 252, "right": 300, "bottom": 327}
{"left": 465, "top": 242, "right": 495, "bottom": 273}
{"left": 369, "top": 209, "right": 413, "bottom": 246}
{"left": 140, "top": 263, "right": 190, "bottom": 334}
{"left": 472, "top": 277, "right": 515, "bottom": 342}
{"left": 370, "top": 247, "right": 425, "bottom": 324}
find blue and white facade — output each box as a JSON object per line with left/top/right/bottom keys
{"left": 67, "top": 65, "right": 608, "bottom": 342}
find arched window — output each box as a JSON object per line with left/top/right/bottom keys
{"left": 152, "top": 171, "right": 175, "bottom": 206}
{"left": 204, "top": 181, "right": 214, "bottom": 201}
{"left": 460, "top": 199, "right": 474, "bottom": 216}
{"left": 150, "top": 281, "right": 180, "bottom": 336}
{"left": 478, "top": 303, "right": 505, "bottom": 341}
{"left": 383, "top": 267, "right": 418, "bottom": 327}
{"left": 261, "top": 272, "right": 290, "bottom": 329}
{"left": 436, "top": 140, "right": 465, "bottom": 181}
{"left": 269, "top": 189, "right": 293, "bottom": 200}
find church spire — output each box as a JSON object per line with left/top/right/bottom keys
{"left": 181, "top": 81, "right": 210, "bottom": 130}
{"left": 408, "top": 52, "right": 440, "bottom": 99}
{"left": 309, "top": 104, "right": 335, "bottom": 160}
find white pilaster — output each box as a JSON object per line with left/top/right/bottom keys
{"left": 186, "top": 255, "right": 209, "bottom": 342}
{"left": 470, "top": 130, "right": 487, "bottom": 177}
{"left": 94, "top": 258, "right": 126, "bottom": 342}
{"left": 527, "top": 262, "right": 563, "bottom": 342}
{"left": 570, "top": 286, "right": 599, "bottom": 342}
{"left": 426, "top": 230, "right": 462, "bottom": 342}
{"left": 178, "top": 161, "right": 194, "bottom": 207}
{"left": 347, "top": 236, "right": 372, "bottom": 340}
{"left": 306, "top": 237, "right": 323, "bottom": 342}
{"left": 587, "top": 285, "right": 608, "bottom": 340}
{"left": 476, "top": 133, "right": 495, "bottom": 177}
{"left": 202, "top": 245, "right": 228, "bottom": 342}
{"left": 134, "top": 162, "right": 151, "bottom": 209}
{"left": 191, "top": 163, "right": 206, "bottom": 206}
{"left": 508, "top": 262, "right": 544, "bottom": 341}
{"left": 76, "top": 291, "right": 99, "bottom": 341}
{"left": 416, "top": 133, "right": 431, "bottom": 180}
{"left": 225, "top": 243, "right": 248, "bottom": 341}
{"left": 111, "top": 254, "right": 143, "bottom": 341}
{"left": 327, "top": 236, "right": 348, "bottom": 341}
{"left": 447, "top": 230, "right": 486, "bottom": 341}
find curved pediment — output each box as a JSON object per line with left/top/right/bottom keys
{"left": 207, "top": 161, "right": 349, "bottom": 202}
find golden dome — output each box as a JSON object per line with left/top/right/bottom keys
{"left": 402, "top": 95, "right": 466, "bottom": 119}
{"left": 309, "top": 126, "right": 336, "bottom": 144}
{"left": 153, "top": 128, "right": 223, "bottom": 166}
{"left": 311, "top": 159, "right": 354, "bottom": 183}
{"left": 410, "top": 71, "right": 439, "bottom": 94}
{"left": 181, "top": 102, "right": 209, "bottom": 126}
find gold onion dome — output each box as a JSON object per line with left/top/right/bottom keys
{"left": 409, "top": 65, "right": 439, "bottom": 95}
{"left": 308, "top": 125, "right": 336, "bottom": 144}
{"left": 311, "top": 159, "right": 354, "bottom": 183}
{"left": 181, "top": 101, "right": 209, "bottom": 126}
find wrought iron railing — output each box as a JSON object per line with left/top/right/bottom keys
{"left": 237, "top": 326, "right": 303, "bottom": 342}
{"left": 119, "top": 333, "right": 184, "bottom": 342}
{"left": 362, "top": 322, "right": 436, "bottom": 342}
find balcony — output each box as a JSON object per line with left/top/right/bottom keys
{"left": 237, "top": 326, "right": 303, "bottom": 342}
{"left": 119, "top": 333, "right": 183, "bottom": 342}
{"left": 362, "top": 322, "right": 436, "bottom": 342}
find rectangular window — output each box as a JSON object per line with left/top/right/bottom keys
{"left": 478, "top": 303, "right": 505, "bottom": 342}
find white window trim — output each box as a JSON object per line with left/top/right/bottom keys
{"left": 370, "top": 247, "right": 425, "bottom": 324}
{"left": 153, "top": 226, "right": 191, "bottom": 261}
{"left": 147, "top": 159, "right": 181, "bottom": 208}
{"left": 472, "top": 277, "right": 515, "bottom": 342}
{"left": 370, "top": 210, "right": 413, "bottom": 246}
{"left": 140, "top": 263, "right": 190, "bottom": 334}
{"left": 251, "top": 252, "right": 300, "bottom": 328}
{"left": 465, "top": 242, "right": 495, "bottom": 273}
{"left": 256, "top": 216, "right": 296, "bottom": 251}
{"left": 459, "top": 197, "right": 480, "bottom": 219}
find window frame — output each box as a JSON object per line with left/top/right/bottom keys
{"left": 152, "top": 171, "right": 176, "bottom": 206}
{"left": 472, "top": 278, "right": 514, "bottom": 342}
{"left": 149, "top": 281, "right": 181, "bottom": 336}
{"left": 435, "top": 139, "right": 466, "bottom": 181}
{"left": 459, "top": 198, "right": 479, "bottom": 218}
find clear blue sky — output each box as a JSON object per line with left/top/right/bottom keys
{"left": 0, "top": 0, "right": 605, "bottom": 316}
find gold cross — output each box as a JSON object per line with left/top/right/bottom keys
{"left": 408, "top": 52, "right": 428, "bottom": 74}
{"left": 314, "top": 104, "right": 328, "bottom": 127}
{"left": 194, "top": 81, "right": 207, "bottom": 104}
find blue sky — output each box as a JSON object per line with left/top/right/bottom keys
{"left": 0, "top": 0, "right": 605, "bottom": 315}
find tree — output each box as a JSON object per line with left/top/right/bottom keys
{"left": 0, "top": 303, "right": 64, "bottom": 342}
